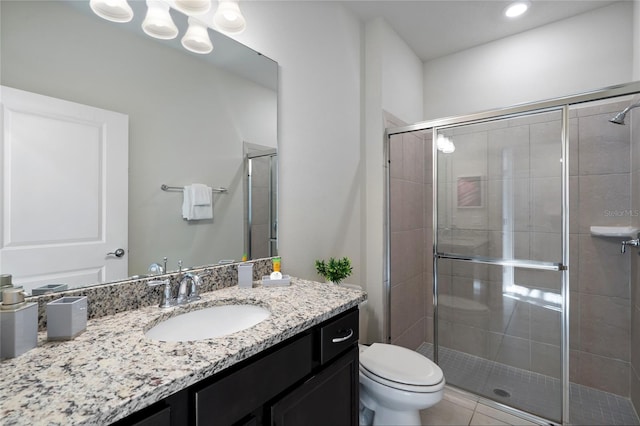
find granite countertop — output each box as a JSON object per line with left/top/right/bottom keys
{"left": 0, "top": 278, "right": 367, "bottom": 425}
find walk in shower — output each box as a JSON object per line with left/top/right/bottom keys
{"left": 386, "top": 82, "right": 640, "bottom": 425}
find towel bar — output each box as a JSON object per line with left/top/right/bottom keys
{"left": 161, "top": 184, "right": 228, "bottom": 193}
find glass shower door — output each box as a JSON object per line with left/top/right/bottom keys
{"left": 434, "top": 109, "right": 566, "bottom": 422}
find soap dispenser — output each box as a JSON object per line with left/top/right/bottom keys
{"left": 1, "top": 287, "right": 37, "bottom": 358}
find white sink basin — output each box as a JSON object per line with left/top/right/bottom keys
{"left": 145, "top": 304, "right": 271, "bottom": 342}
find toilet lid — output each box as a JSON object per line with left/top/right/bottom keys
{"left": 360, "top": 343, "right": 443, "bottom": 386}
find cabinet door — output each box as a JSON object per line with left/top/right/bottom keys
{"left": 270, "top": 346, "right": 358, "bottom": 426}
{"left": 194, "top": 333, "right": 313, "bottom": 425}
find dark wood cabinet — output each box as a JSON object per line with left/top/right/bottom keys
{"left": 113, "top": 308, "right": 359, "bottom": 426}
{"left": 270, "top": 346, "right": 358, "bottom": 426}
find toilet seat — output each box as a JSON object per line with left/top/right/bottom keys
{"left": 359, "top": 343, "right": 444, "bottom": 393}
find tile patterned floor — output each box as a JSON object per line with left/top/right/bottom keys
{"left": 420, "top": 387, "right": 540, "bottom": 426}
{"left": 417, "top": 342, "right": 640, "bottom": 425}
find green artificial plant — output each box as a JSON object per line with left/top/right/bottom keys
{"left": 315, "top": 257, "right": 353, "bottom": 284}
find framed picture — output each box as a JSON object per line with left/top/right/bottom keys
{"left": 457, "top": 176, "right": 483, "bottom": 208}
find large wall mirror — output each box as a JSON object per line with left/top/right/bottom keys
{"left": 0, "top": 0, "right": 278, "bottom": 293}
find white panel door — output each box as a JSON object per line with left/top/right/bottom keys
{"left": 0, "top": 86, "right": 128, "bottom": 293}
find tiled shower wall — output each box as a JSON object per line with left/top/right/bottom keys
{"left": 569, "top": 100, "right": 632, "bottom": 397}
{"left": 387, "top": 113, "right": 434, "bottom": 349}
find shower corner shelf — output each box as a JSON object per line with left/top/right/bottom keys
{"left": 590, "top": 226, "right": 639, "bottom": 238}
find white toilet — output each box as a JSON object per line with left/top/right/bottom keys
{"left": 359, "top": 343, "right": 445, "bottom": 426}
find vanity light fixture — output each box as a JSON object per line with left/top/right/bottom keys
{"left": 213, "top": 0, "right": 246, "bottom": 34}
{"left": 89, "top": 0, "right": 134, "bottom": 23}
{"left": 504, "top": 1, "right": 530, "bottom": 19}
{"left": 90, "top": 0, "right": 242, "bottom": 55}
{"left": 174, "top": 0, "right": 212, "bottom": 16}
{"left": 181, "top": 17, "right": 214, "bottom": 54}
{"left": 142, "top": 0, "right": 179, "bottom": 39}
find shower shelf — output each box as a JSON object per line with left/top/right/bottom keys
{"left": 590, "top": 226, "right": 639, "bottom": 238}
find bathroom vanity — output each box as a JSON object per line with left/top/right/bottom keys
{"left": 117, "top": 308, "right": 359, "bottom": 425}
{"left": 0, "top": 278, "right": 366, "bottom": 425}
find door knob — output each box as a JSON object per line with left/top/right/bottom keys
{"left": 107, "top": 248, "right": 125, "bottom": 258}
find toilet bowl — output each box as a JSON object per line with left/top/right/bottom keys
{"left": 359, "top": 343, "right": 445, "bottom": 426}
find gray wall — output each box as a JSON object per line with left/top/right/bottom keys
{"left": 569, "top": 99, "right": 632, "bottom": 396}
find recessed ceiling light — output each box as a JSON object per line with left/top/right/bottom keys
{"left": 504, "top": 1, "right": 530, "bottom": 19}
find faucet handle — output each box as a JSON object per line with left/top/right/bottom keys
{"left": 621, "top": 238, "right": 640, "bottom": 253}
{"left": 148, "top": 263, "right": 164, "bottom": 275}
{"left": 148, "top": 279, "right": 174, "bottom": 308}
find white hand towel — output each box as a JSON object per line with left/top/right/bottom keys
{"left": 190, "top": 183, "right": 212, "bottom": 206}
{"left": 182, "top": 184, "right": 213, "bottom": 220}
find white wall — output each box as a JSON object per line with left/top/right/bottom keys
{"left": 374, "top": 19, "right": 424, "bottom": 125}
{"left": 424, "top": 2, "right": 634, "bottom": 119}
{"left": 232, "top": 2, "right": 364, "bottom": 286}
{"left": 233, "top": 4, "right": 424, "bottom": 343}
{"left": 362, "top": 19, "right": 424, "bottom": 342}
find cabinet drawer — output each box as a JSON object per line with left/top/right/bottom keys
{"left": 194, "top": 333, "right": 313, "bottom": 426}
{"left": 319, "top": 309, "right": 359, "bottom": 364}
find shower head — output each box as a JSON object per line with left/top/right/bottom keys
{"left": 609, "top": 101, "right": 640, "bottom": 125}
{"left": 609, "top": 111, "right": 627, "bottom": 125}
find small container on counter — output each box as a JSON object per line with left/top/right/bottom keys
{"left": 32, "top": 283, "right": 68, "bottom": 296}
{"left": 46, "top": 296, "right": 87, "bottom": 341}
{"left": 237, "top": 263, "right": 254, "bottom": 288}
{"left": 1, "top": 287, "right": 37, "bottom": 359}
{"left": 0, "top": 274, "right": 13, "bottom": 302}
{"left": 272, "top": 257, "right": 281, "bottom": 273}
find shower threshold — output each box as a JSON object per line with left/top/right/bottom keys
{"left": 417, "top": 342, "right": 639, "bottom": 425}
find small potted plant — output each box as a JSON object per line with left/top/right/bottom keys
{"left": 315, "top": 257, "right": 353, "bottom": 285}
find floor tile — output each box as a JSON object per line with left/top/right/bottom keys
{"left": 474, "top": 404, "right": 538, "bottom": 426}
{"left": 469, "top": 412, "right": 509, "bottom": 425}
{"left": 420, "top": 398, "right": 474, "bottom": 426}
{"left": 416, "top": 342, "right": 640, "bottom": 425}
{"left": 443, "top": 387, "right": 478, "bottom": 411}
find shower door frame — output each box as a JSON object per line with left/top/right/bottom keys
{"left": 384, "top": 80, "right": 640, "bottom": 425}
{"left": 246, "top": 148, "right": 278, "bottom": 260}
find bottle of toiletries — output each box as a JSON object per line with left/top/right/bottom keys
{"left": 272, "top": 257, "right": 281, "bottom": 273}
{"left": 1, "top": 287, "right": 37, "bottom": 358}
{"left": 270, "top": 257, "right": 282, "bottom": 280}
{"left": 238, "top": 263, "right": 253, "bottom": 288}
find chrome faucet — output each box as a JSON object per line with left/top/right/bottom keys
{"left": 148, "top": 271, "right": 204, "bottom": 308}
{"left": 622, "top": 238, "right": 640, "bottom": 253}
{"left": 178, "top": 272, "right": 202, "bottom": 304}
